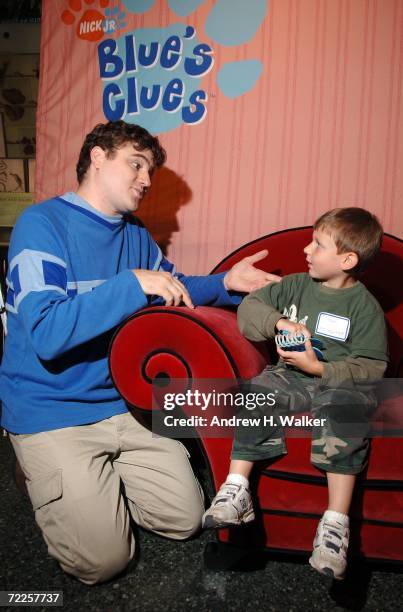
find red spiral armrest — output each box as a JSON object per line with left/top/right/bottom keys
{"left": 109, "top": 305, "right": 268, "bottom": 411}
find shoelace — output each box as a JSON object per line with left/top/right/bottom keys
{"left": 214, "top": 483, "right": 241, "bottom": 505}
{"left": 320, "top": 520, "right": 348, "bottom": 556}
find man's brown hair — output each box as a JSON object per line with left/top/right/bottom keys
{"left": 76, "top": 120, "right": 166, "bottom": 184}
{"left": 314, "top": 207, "right": 383, "bottom": 274}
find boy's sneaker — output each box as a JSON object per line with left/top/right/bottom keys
{"left": 202, "top": 482, "right": 255, "bottom": 529}
{"left": 309, "top": 514, "right": 349, "bottom": 580}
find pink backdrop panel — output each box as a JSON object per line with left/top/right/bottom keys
{"left": 37, "top": 0, "right": 403, "bottom": 274}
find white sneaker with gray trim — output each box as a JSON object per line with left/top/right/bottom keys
{"left": 309, "top": 515, "right": 349, "bottom": 580}
{"left": 202, "top": 482, "right": 255, "bottom": 529}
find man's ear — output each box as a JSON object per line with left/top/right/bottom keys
{"left": 341, "top": 251, "right": 359, "bottom": 271}
{"left": 90, "top": 146, "right": 106, "bottom": 170}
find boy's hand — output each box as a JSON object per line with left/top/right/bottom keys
{"left": 276, "top": 339, "right": 324, "bottom": 377}
{"left": 275, "top": 318, "right": 311, "bottom": 339}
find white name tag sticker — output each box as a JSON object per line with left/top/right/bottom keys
{"left": 315, "top": 312, "right": 350, "bottom": 342}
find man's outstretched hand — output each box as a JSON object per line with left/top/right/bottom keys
{"left": 133, "top": 249, "right": 280, "bottom": 308}
{"left": 223, "top": 250, "right": 281, "bottom": 293}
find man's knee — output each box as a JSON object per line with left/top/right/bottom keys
{"left": 168, "top": 504, "right": 204, "bottom": 540}
{"left": 59, "top": 535, "right": 135, "bottom": 585}
{"left": 163, "top": 483, "right": 204, "bottom": 541}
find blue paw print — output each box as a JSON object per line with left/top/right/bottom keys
{"left": 104, "top": 5, "right": 126, "bottom": 32}
{"left": 121, "top": 0, "right": 155, "bottom": 14}
{"left": 205, "top": 0, "right": 267, "bottom": 46}
{"left": 101, "top": 0, "right": 268, "bottom": 131}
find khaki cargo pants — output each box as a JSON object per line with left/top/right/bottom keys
{"left": 10, "top": 412, "right": 204, "bottom": 585}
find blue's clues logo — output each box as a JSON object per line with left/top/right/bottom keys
{"left": 98, "top": 24, "right": 214, "bottom": 132}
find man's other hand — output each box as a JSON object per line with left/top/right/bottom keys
{"left": 223, "top": 250, "right": 281, "bottom": 293}
{"left": 133, "top": 269, "right": 194, "bottom": 308}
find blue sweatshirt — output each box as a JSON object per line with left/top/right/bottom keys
{"left": 0, "top": 193, "right": 238, "bottom": 434}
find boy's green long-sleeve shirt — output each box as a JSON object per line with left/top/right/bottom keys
{"left": 237, "top": 273, "right": 388, "bottom": 388}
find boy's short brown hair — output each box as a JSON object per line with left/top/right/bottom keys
{"left": 314, "top": 207, "right": 383, "bottom": 274}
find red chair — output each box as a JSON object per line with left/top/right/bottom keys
{"left": 109, "top": 227, "right": 403, "bottom": 562}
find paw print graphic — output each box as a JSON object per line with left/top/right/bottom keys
{"left": 61, "top": 0, "right": 125, "bottom": 42}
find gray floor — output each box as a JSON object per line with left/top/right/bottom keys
{"left": 0, "top": 433, "right": 401, "bottom": 612}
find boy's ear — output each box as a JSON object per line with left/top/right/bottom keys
{"left": 341, "top": 251, "right": 359, "bottom": 271}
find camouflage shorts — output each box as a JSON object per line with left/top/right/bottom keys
{"left": 231, "top": 364, "right": 378, "bottom": 475}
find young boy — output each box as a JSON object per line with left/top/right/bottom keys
{"left": 202, "top": 208, "right": 389, "bottom": 580}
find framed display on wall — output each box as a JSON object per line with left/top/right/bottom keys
{"left": 0, "top": 53, "right": 39, "bottom": 157}
{"left": 0, "top": 158, "right": 25, "bottom": 191}
{"left": 28, "top": 157, "right": 35, "bottom": 192}
{"left": 0, "top": 114, "right": 5, "bottom": 157}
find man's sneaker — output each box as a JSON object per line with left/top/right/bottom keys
{"left": 309, "top": 514, "right": 349, "bottom": 580}
{"left": 202, "top": 482, "right": 255, "bottom": 529}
